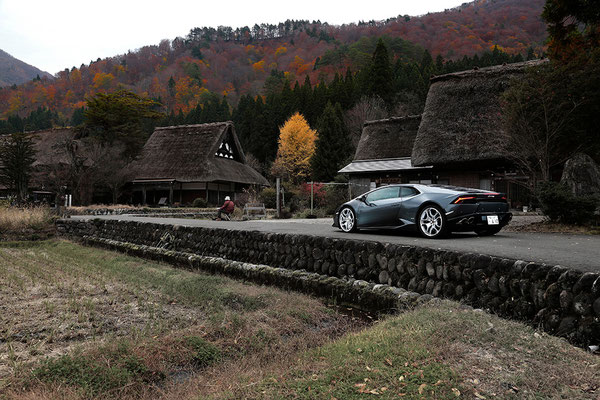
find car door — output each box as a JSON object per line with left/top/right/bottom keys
{"left": 358, "top": 186, "right": 401, "bottom": 227}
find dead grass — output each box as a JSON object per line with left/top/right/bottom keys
{"left": 508, "top": 220, "right": 600, "bottom": 234}
{"left": 0, "top": 240, "right": 365, "bottom": 399}
{"left": 240, "top": 302, "right": 599, "bottom": 400}
{"left": 0, "top": 207, "right": 55, "bottom": 240}
{"left": 0, "top": 206, "right": 53, "bottom": 231}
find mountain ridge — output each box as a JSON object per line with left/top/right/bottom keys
{"left": 0, "top": 49, "right": 52, "bottom": 87}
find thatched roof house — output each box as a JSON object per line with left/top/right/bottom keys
{"left": 130, "top": 122, "right": 268, "bottom": 205}
{"left": 339, "top": 116, "right": 432, "bottom": 195}
{"left": 411, "top": 60, "right": 547, "bottom": 167}
{"left": 340, "top": 115, "right": 425, "bottom": 174}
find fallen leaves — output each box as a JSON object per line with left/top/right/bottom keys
{"left": 354, "top": 383, "right": 382, "bottom": 395}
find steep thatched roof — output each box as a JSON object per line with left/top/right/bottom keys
{"left": 131, "top": 122, "right": 268, "bottom": 186}
{"left": 353, "top": 115, "right": 421, "bottom": 161}
{"left": 411, "top": 60, "right": 548, "bottom": 167}
{"left": 30, "top": 128, "right": 75, "bottom": 167}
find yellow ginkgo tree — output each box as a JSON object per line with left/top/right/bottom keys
{"left": 271, "top": 112, "right": 317, "bottom": 183}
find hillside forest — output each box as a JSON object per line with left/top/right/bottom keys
{"left": 0, "top": 0, "right": 546, "bottom": 121}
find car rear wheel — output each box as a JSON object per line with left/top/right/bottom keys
{"left": 339, "top": 207, "right": 357, "bottom": 233}
{"left": 474, "top": 226, "right": 503, "bottom": 236}
{"left": 417, "top": 205, "right": 447, "bottom": 239}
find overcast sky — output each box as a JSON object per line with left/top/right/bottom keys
{"left": 0, "top": 0, "right": 465, "bottom": 75}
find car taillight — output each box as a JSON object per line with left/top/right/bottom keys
{"left": 453, "top": 196, "right": 476, "bottom": 204}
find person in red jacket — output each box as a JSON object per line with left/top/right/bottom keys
{"left": 216, "top": 196, "right": 235, "bottom": 220}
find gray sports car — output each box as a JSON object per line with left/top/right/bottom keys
{"left": 333, "top": 184, "right": 512, "bottom": 238}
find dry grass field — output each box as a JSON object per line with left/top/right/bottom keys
{"left": 0, "top": 206, "right": 55, "bottom": 240}
{"left": 0, "top": 240, "right": 598, "bottom": 399}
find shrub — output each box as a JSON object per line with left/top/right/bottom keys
{"left": 299, "top": 183, "right": 327, "bottom": 208}
{"left": 33, "top": 344, "right": 151, "bottom": 395}
{"left": 259, "top": 188, "right": 277, "bottom": 209}
{"left": 323, "top": 184, "right": 349, "bottom": 215}
{"left": 184, "top": 336, "right": 221, "bottom": 367}
{"left": 192, "top": 198, "right": 208, "bottom": 208}
{"left": 537, "top": 181, "right": 599, "bottom": 225}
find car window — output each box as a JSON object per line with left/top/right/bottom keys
{"left": 366, "top": 187, "right": 399, "bottom": 202}
{"left": 400, "top": 187, "right": 419, "bottom": 198}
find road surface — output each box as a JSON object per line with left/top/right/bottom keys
{"left": 72, "top": 215, "right": 600, "bottom": 273}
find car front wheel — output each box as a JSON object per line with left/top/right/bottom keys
{"left": 338, "top": 207, "right": 357, "bottom": 233}
{"left": 417, "top": 205, "right": 447, "bottom": 239}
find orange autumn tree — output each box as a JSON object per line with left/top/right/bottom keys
{"left": 271, "top": 112, "right": 317, "bottom": 183}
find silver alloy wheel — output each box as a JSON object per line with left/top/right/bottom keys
{"left": 419, "top": 206, "right": 443, "bottom": 237}
{"left": 339, "top": 207, "right": 355, "bottom": 232}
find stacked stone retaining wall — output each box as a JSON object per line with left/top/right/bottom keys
{"left": 57, "top": 218, "right": 600, "bottom": 346}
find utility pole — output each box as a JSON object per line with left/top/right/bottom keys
{"left": 276, "top": 177, "right": 281, "bottom": 218}
{"left": 310, "top": 181, "right": 314, "bottom": 216}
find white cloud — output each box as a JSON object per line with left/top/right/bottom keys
{"left": 0, "top": 0, "right": 464, "bottom": 74}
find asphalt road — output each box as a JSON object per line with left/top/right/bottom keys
{"left": 72, "top": 215, "right": 600, "bottom": 273}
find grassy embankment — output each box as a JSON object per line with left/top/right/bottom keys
{"left": 0, "top": 240, "right": 598, "bottom": 399}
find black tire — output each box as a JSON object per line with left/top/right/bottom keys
{"left": 475, "top": 226, "right": 503, "bottom": 236}
{"left": 338, "top": 206, "right": 357, "bottom": 233}
{"left": 417, "top": 204, "right": 447, "bottom": 239}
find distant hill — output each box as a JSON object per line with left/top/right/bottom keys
{"left": 0, "top": 49, "right": 52, "bottom": 87}
{"left": 0, "top": 0, "right": 547, "bottom": 118}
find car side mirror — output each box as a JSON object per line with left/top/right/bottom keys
{"left": 360, "top": 195, "right": 369, "bottom": 205}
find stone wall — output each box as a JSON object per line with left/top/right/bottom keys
{"left": 57, "top": 218, "right": 600, "bottom": 346}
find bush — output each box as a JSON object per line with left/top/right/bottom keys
{"left": 323, "top": 184, "right": 349, "bottom": 215}
{"left": 184, "top": 336, "right": 221, "bottom": 367}
{"left": 259, "top": 188, "right": 277, "bottom": 209}
{"left": 192, "top": 198, "right": 207, "bottom": 208}
{"left": 537, "top": 181, "right": 599, "bottom": 225}
{"left": 33, "top": 344, "right": 152, "bottom": 395}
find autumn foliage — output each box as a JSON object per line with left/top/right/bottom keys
{"left": 0, "top": 0, "right": 547, "bottom": 121}
{"left": 271, "top": 113, "right": 317, "bottom": 183}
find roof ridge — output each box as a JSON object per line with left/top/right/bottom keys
{"left": 154, "top": 121, "right": 233, "bottom": 131}
{"left": 363, "top": 115, "right": 421, "bottom": 126}
{"left": 429, "top": 59, "right": 548, "bottom": 83}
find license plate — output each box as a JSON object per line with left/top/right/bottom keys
{"left": 487, "top": 215, "right": 499, "bottom": 225}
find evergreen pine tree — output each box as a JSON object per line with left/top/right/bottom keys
{"left": 367, "top": 39, "right": 394, "bottom": 106}
{"left": 0, "top": 133, "right": 36, "bottom": 202}
{"left": 311, "top": 102, "right": 352, "bottom": 182}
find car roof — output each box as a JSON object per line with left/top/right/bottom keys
{"left": 365, "top": 184, "right": 497, "bottom": 195}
